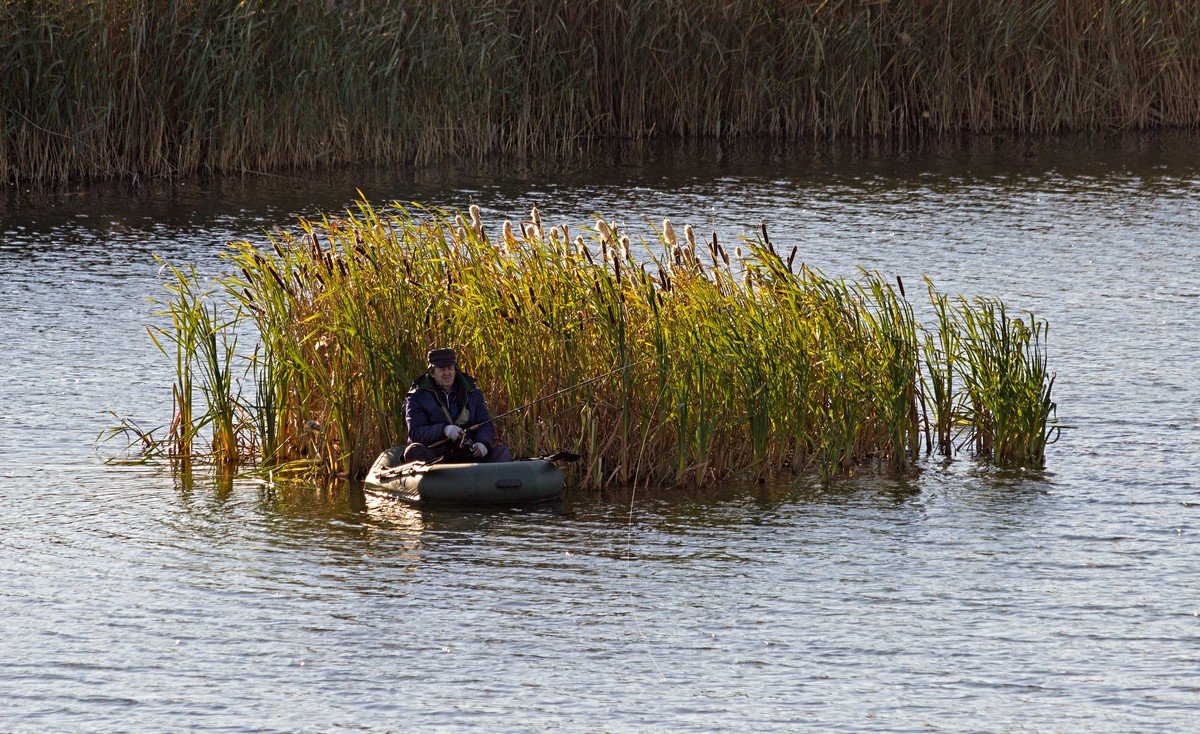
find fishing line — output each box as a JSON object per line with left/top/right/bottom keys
{"left": 622, "top": 483, "right": 667, "bottom": 682}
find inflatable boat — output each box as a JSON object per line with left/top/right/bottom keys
{"left": 364, "top": 445, "right": 565, "bottom": 506}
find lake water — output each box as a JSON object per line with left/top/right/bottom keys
{"left": 2, "top": 137, "right": 1199, "bottom": 732}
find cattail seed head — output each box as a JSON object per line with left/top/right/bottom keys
{"left": 530, "top": 205, "right": 541, "bottom": 228}
{"left": 524, "top": 223, "right": 538, "bottom": 241}
{"left": 549, "top": 226, "right": 564, "bottom": 251}
{"left": 595, "top": 219, "right": 612, "bottom": 242}
{"left": 685, "top": 224, "right": 696, "bottom": 251}
{"left": 502, "top": 219, "right": 516, "bottom": 245}
{"left": 619, "top": 234, "right": 631, "bottom": 260}
{"left": 663, "top": 219, "right": 677, "bottom": 246}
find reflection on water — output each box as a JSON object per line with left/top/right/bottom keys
{"left": 2, "top": 133, "right": 1199, "bottom": 732}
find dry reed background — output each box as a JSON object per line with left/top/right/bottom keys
{"left": 125, "top": 202, "right": 1057, "bottom": 489}
{"left": 4, "top": 0, "right": 1200, "bottom": 187}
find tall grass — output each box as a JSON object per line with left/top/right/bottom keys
{"left": 956, "top": 298, "right": 1060, "bottom": 464}
{"left": 141, "top": 199, "right": 1057, "bottom": 488}
{"left": 146, "top": 261, "right": 243, "bottom": 469}
{"left": 5, "top": 0, "right": 1200, "bottom": 187}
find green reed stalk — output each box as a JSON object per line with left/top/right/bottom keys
{"left": 922, "top": 277, "right": 960, "bottom": 458}
{"left": 195, "top": 299, "right": 241, "bottom": 466}
{"left": 147, "top": 261, "right": 198, "bottom": 472}
{"left": 148, "top": 260, "right": 242, "bottom": 468}
{"left": 249, "top": 344, "right": 278, "bottom": 465}
{"left": 856, "top": 272, "right": 921, "bottom": 470}
{"left": 956, "top": 297, "right": 1057, "bottom": 467}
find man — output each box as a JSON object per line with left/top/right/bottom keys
{"left": 403, "top": 348, "right": 513, "bottom": 463}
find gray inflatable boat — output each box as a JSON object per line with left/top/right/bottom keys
{"left": 364, "top": 445, "right": 565, "bottom": 506}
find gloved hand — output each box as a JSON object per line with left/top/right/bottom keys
{"left": 443, "top": 424, "right": 465, "bottom": 441}
{"left": 471, "top": 442, "right": 488, "bottom": 458}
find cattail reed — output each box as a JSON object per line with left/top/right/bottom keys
{"left": 8, "top": 0, "right": 1200, "bottom": 188}
{"left": 468, "top": 204, "right": 483, "bottom": 235}
{"left": 595, "top": 219, "right": 613, "bottom": 244}
{"left": 501, "top": 220, "right": 516, "bottom": 251}
{"left": 142, "top": 200, "right": 1057, "bottom": 488}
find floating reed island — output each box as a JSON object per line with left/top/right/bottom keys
{"left": 140, "top": 201, "right": 1057, "bottom": 489}
{"left": 6, "top": 0, "right": 1200, "bottom": 187}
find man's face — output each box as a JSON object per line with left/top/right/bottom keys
{"left": 431, "top": 364, "right": 456, "bottom": 390}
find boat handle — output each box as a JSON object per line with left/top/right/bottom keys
{"left": 495, "top": 479, "right": 523, "bottom": 490}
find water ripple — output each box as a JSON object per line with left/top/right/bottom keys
{"left": 3, "top": 139, "right": 1200, "bottom": 731}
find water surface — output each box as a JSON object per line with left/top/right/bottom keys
{"left": 2, "top": 137, "right": 1199, "bottom": 732}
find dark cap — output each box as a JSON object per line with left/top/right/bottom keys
{"left": 427, "top": 348, "right": 456, "bottom": 368}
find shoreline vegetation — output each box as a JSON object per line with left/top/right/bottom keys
{"left": 125, "top": 201, "right": 1058, "bottom": 489}
{"left": 6, "top": 1, "right": 1200, "bottom": 188}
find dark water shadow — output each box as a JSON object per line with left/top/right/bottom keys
{"left": 7, "top": 128, "right": 1200, "bottom": 204}
{"left": 143, "top": 455, "right": 1061, "bottom": 570}
{"left": 6, "top": 130, "right": 1200, "bottom": 247}
{"left": 563, "top": 469, "right": 927, "bottom": 525}
{"left": 162, "top": 449, "right": 1056, "bottom": 533}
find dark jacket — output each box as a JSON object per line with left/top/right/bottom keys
{"left": 404, "top": 371, "right": 497, "bottom": 449}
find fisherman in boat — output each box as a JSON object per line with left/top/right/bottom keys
{"left": 403, "top": 348, "right": 513, "bottom": 464}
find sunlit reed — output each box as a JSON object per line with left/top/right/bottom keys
{"left": 139, "top": 200, "right": 1057, "bottom": 488}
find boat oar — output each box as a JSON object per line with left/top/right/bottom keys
{"left": 377, "top": 450, "right": 578, "bottom": 481}
{"left": 377, "top": 454, "right": 446, "bottom": 481}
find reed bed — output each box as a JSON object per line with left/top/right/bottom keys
{"left": 5, "top": 0, "right": 1200, "bottom": 187}
{"left": 133, "top": 200, "right": 1057, "bottom": 488}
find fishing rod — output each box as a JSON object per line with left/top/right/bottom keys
{"left": 430, "top": 350, "right": 672, "bottom": 449}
